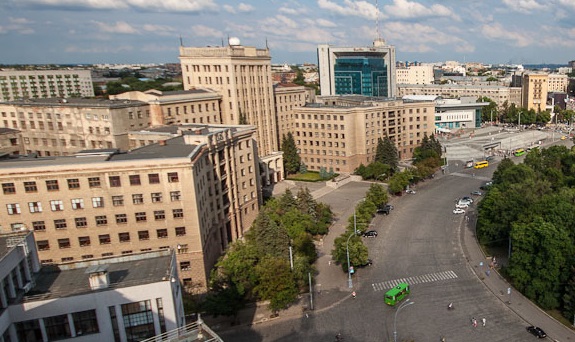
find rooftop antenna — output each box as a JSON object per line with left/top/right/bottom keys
{"left": 265, "top": 37, "right": 269, "bottom": 49}
{"left": 179, "top": 35, "right": 183, "bottom": 46}
{"left": 223, "top": 37, "right": 226, "bottom": 47}
{"left": 375, "top": 0, "right": 380, "bottom": 41}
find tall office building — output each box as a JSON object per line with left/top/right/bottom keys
{"left": 179, "top": 38, "right": 283, "bottom": 184}
{"left": 318, "top": 38, "right": 396, "bottom": 98}
{"left": 521, "top": 72, "right": 548, "bottom": 112}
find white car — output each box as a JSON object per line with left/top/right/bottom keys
{"left": 405, "top": 189, "right": 416, "bottom": 194}
{"left": 455, "top": 203, "right": 469, "bottom": 209}
{"left": 453, "top": 208, "right": 465, "bottom": 214}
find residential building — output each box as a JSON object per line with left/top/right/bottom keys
{"left": 522, "top": 72, "right": 548, "bottom": 112}
{"left": 0, "top": 128, "right": 23, "bottom": 156}
{"left": 0, "top": 69, "right": 94, "bottom": 102}
{"left": 0, "top": 124, "right": 261, "bottom": 290}
{"left": 548, "top": 73, "right": 568, "bottom": 93}
{"left": 397, "top": 84, "right": 521, "bottom": 108}
{"left": 286, "top": 96, "right": 435, "bottom": 173}
{"left": 179, "top": 38, "right": 283, "bottom": 185}
{"left": 396, "top": 65, "right": 434, "bottom": 85}
{"left": 274, "top": 83, "right": 315, "bottom": 143}
{"left": 318, "top": 38, "right": 396, "bottom": 98}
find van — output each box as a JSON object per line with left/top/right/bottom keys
{"left": 474, "top": 161, "right": 488, "bottom": 169}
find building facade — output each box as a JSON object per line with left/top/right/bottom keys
{"left": 521, "top": 72, "right": 548, "bottom": 112}
{"left": 284, "top": 96, "right": 435, "bottom": 173}
{"left": 0, "top": 124, "right": 261, "bottom": 290}
{"left": 548, "top": 73, "right": 568, "bottom": 93}
{"left": 396, "top": 65, "right": 435, "bottom": 85}
{"left": 318, "top": 38, "right": 396, "bottom": 98}
{"left": 397, "top": 84, "right": 521, "bottom": 108}
{"left": 274, "top": 83, "right": 315, "bottom": 143}
{"left": 0, "top": 69, "right": 94, "bottom": 102}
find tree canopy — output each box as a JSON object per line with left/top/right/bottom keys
{"left": 281, "top": 132, "right": 301, "bottom": 175}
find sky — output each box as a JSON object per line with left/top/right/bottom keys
{"left": 1, "top": 0, "right": 574, "bottom": 66}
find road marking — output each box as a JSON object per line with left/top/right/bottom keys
{"left": 371, "top": 270, "right": 458, "bottom": 292}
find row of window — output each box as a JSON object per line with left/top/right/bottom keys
{"left": 36, "top": 227, "right": 187, "bottom": 250}
{"left": 1, "top": 172, "right": 180, "bottom": 194}
{"left": 26, "top": 210, "right": 184, "bottom": 231}
{"left": 41, "top": 245, "right": 189, "bottom": 264}
{"left": 16, "top": 309, "right": 99, "bottom": 341}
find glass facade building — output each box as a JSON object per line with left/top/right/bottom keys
{"left": 334, "top": 57, "right": 388, "bottom": 97}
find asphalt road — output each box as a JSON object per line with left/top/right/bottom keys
{"left": 220, "top": 158, "right": 571, "bottom": 341}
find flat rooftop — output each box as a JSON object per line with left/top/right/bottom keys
{"left": 1, "top": 97, "right": 147, "bottom": 108}
{"left": 24, "top": 250, "right": 173, "bottom": 302}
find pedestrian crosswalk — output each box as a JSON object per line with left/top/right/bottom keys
{"left": 371, "top": 270, "right": 458, "bottom": 292}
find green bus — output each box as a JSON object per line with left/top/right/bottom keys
{"left": 384, "top": 282, "right": 410, "bottom": 306}
{"left": 514, "top": 149, "right": 526, "bottom": 157}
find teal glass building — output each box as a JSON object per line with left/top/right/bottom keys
{"left": 334, "top": 56, "right": 388, "bottom": 97}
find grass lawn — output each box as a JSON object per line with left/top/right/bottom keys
{"left": 286, "top": 172, "right": 325, "bottom": 182}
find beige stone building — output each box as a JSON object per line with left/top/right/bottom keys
{"left": 179, "top": 39, "right": 283, "bottom": 184}
{"left": 0, "top": 69, "right": 94, "bottom": 102}
{"left": 398, "top": 84, "right": 522, "bottom": 108}
{"left": 285, "top": 96, "right": 435, "bottom": 173}
{"left": 274, "top": 83, "right": 315, "bottom": 142}
{"left": 0, "top": 124, "right": 260, "bottom": 290}
{"left": 521, "top": 72, "right": 548, "bottom": 112}
{"left": 548, "top": 73, "right": 568, "bottom": 93}
{"left": 0, "top": 128, "right": 24, "bottom": 156}
{"left": 396, "top": 65, "right": 435, "bottom": 85}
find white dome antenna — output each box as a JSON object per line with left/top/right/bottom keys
{"left": 228, "top": 37, "right": 241, "bottom": 46}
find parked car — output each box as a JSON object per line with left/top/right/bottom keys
{"left": 526, "top": 326, "right": 546, "bottom": 338}
{"left": 480, "top": 181, "right": 493, "bottom": 190}
{"left": 356, "top": 258, "right": 373, "bottom": 268}
{"left": 461, "top": 196, "right": 474, "bottom": 203}
{"left": 455, "top": 203, "right": 469, "bottom": 209}
{"left": 486, "top": 156, "right": 495, "bottom": 161}
{"left": 458, "top": 199, "right": 472, "bottom": 206}
{"left": 363, "top": 230, "right": 378, "bottom": 238}
{"left": 405, "top": 189, "right": 416, "bottom": 194}
{"left": 453, "top": 208, "right": 465, "bottom": 214}
{"left": 471, "top": 190, "right": 483, "bottom": 196}
{"left": 376, "top": 204, "right": 394, "bottom": 215}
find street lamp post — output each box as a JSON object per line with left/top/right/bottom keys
{"left": 393, "top": 299, "right": 414, "bottom": 342}
{"left": 346, "top": 228, "right": 358, "bottom": 289}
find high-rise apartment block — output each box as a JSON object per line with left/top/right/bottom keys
{"left": 0, "top": 69, "right": 94, "bottom": 102}
{"left": 396, "top": 65, "right": 435, "bottom": 85}
{"left": 179, "top": 39, "right": 283, "bottom": 185}
{"left": 318, "top": 38, "right": 396, "bottom": 98}
{"left": 274, "top": 83, "right": 315, "bottom": 142}
{"left": 0, "top": 124, "right": 261, "bottom": 289}
{"left": 521, "top": 72, "right": 548, "bottom": 112}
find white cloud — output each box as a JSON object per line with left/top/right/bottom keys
{"left": 223, "top": 4, "right": 235, "bottom": 13}
{"left": 93, "top": 20, "right": 138, "bottom": 34}
{"left": 278, "top": 6, "right": 307, "bottom": 15}
{"left": 9, "top": 17, "right": 33, "bottom": 24}
{"left": 379, "top": 22, "right": 474, "bottom": 54}
{"left": 480, "top": 22, "right": 531, "bottom": 47}
{"left": 225, "top": 23, "right": 257, "bottom": 38}
{"left": 260, "top": 15, "right": 299, "bottom": 30}
{"left": 12, "top": 0, "right": 217, "bottom": 12}
{"left": 142, "top": 24, "right": 175, "bottom": 36}
{"left": 383, "top": 0, "right": 459, "bottom": 20}
{"left": 191, "top": 24, "right": 223, "bottom": 38}
{"left": 501, "top": 0, "right": 545, "bottom": 14}
{"left": 317, "top": 0, "right": 379, "bottom": 20}
{"left": 65, "top": 45, "right": 134, "bottom": 53}
{"left": 237, "top": 3, "right": 254, "bottom": 12}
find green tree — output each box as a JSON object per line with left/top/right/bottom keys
{"left": 202, "top": 281, "right": 245, "bottom": 318}
{"left": 331, "top": 232, "right": 368, "bottom": 272}
{"left": 378, "top": 137, "right": 399, "bottom": 173}
{"left": 478, "top": 96, "right": 498, "bottom": 122}
{"left": 365, "top": 183, "right": 388, "bottom": 209}
{"left": 388, "top": 169, "right": 412, "bottom": 194}
{"left": 247, "top": 212, "right": 290, "bottom": 258}
{"left": 254, "top": 257, "right": 299, "bottom": 312}
{"left": 281, "top": 132, "right": 301, "bottom": 175}
{"left": 213, "top": 241, "right": 259, "bottom": 297}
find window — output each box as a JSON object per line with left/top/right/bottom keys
{"left": 88, "top": 177, "right": 101, "bottom": 188}
{"left": 129, "top": 175, "right": 141, "bottom": 186}
{"left": 32, "top": 221, "right": 46, "bottom": 232}
{"left": 138, "top": 230, "right": 150, "bottom": 240}
{"left": 7, "top": 203, "right": 20, "bottom": 215}
{"left": 148, "top": 173, "right": 160, "bottom": 184}
{"left": 92, "top": 197, "right": 104, "bottom": 208}
{"left": 109, "top": 176, "right": 121, "bottom": 187}
{"left": 28, "top": 201, "right": 42, "bottom": 213}
{"left": 154, "top": 210, "right": 165, "bottom": 220}
{"left": 157, "top": 229, "right": 168, "bottom": 239}
{"left": 119, "top": 232, "right": 130, "bottom": 242}
{"left": 75, "top": 217, "right": 88, "bottom": 228}
{"left": 54, "top": 219, "right": 67, "bottom": 229}
{"left": 173, "top": 209, "right": 184, "bottom": 218}
{"left": 58, "top": 238, "right": 71, "bottom": 249}
{"left": 132, "top": 194, "right": 144, "bottom": 204}
{"left": 112, "top": 195, "right": 124, "bottom": 206}
{"left": 72, "top": 310, "right": 99, "bottom": 336}
{"left": 67, "top": 178, "right": 80, "bottom": 189}
{"left": 168, "top": 172, "right": 179, "bottom": 182}
{"left": 79, "top": 236, "right": 91, "bottom": 247}
{"left": 135, "top": 212, "right": 147, "bottom": 222}
{"left": 121, "top": 301, "right": 155, "bottom": 341}
{"left": 46, "top": 180, "right": 59, "bottom": 191}
{"left": 2, "top": 182, "right": 15, "bottom": 194}
{"left": 44, "top": 314, "right": 72, "bottom": 340}
{"left": 71, "top": 198, "right": 84, "bottom": 209}
{"left": 37, "top": 240, "right": 49, "bottom": 251}
{"left": 116, "top": 214, "right": 128, "bottom": 224}
{"left": 151, "top": 192, "right": 162, "bottom": 203}
{"left": 170, "top": 191, "right": 181, "bottom": 201}
{"left": 175, "top": 226, "right": 186, "bottom": 236}
{"left": 180, "top": 261, "right": 191, "bottom": 271}
{"left": 24, "top": 181, "right": 37, "bottom": 192}
{"left": 95, "top": 215, "right": 108, "bottom": 225}
{"left": 50, "top": 200, "right": 64, "bottom": 211}
{"left": 99, "top": 234, "right": 111, "bottom": 244}
{"left": 177, "top": 243, "right": 188, "bottom": 253}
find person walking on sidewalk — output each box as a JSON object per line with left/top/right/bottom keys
{"left": 482, "top": 317, "right": 486, "bottom": 327}
{"left": 351, "top": 291, "right": 356, "bottom": 299}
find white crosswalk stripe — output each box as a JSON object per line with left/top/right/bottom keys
{"left": 371, "top": 270, "right": 459, "bottom": 292}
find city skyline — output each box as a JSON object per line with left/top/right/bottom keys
{"left": 1, "top": 0, "right": 574, "bottom": 66}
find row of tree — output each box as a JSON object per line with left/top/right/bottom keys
{"left": 204, "top": 188, "right": 333, "bottom": 317}
{"left": 478, "top": 97, "right": 557, "bottom": 125}
{"left": 476, "top": 145, "right": 575, "bottom": 319}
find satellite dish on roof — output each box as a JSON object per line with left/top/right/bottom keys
{"left": 229, "top": 37, "right": 241, "bottom": 46}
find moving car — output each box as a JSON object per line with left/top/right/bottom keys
{"left": 376, "top": 204, "right": 394, "bottom": 215}
{"left": 405, "top": 189, "right": 416, "bottom": 194}
{"left": 363, "top": 230, "right": 378, "bottom": 238}
{"left": 526, "top": 326, "right": 546, "bottom": 338}
{"left": 471, "top": 191, "right": 483, "bottom": 196}
{"left": 455, "top": 203, "right": 469, "bottom": 209}
{"left": 453, "top": 208, "right": 465, "bottom": 214}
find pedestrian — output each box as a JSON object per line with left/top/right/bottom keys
{"left": 351, "top": 291, "right": 356, "bottom": 299}
{"left": 482, "top": 317, "right": 486, "bottom": 327}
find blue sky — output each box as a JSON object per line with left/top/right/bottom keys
{"left": 1, "top": 0, "right": 574, "bottom": 65}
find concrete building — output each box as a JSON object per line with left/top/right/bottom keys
{"left": 396, "top": 65, "right": 434, "bottom": 85}
{"left": 318, "top": 38, "right": 396, "bottom": 98}
{"left": 274, "top": 83, "right": 315, "bottom": 143}
{"left": 434, "top": 97, "right": 487, "bottom": 130}
{"left": 179, "top": 38, "right": 283, "bottom": 185}
{"left": 0, "top": 128, "right": 24, "bottom": 156}
{"left": 548, "top": 73, "right": 569, "bottom": 93}
{"left": 0, "top": 70, "right": 94, "bottom": 102}
{"left": 286, "top": 96, "right": 435, "bottom": 173}
{"left": 397, "top": 84, "right": 522, "bottom": 108}
{"left": 0, "top": 124, "right": 261, "bottom": 290}
{"left": 521, "top": 72, "right": 548, "bottom": 112}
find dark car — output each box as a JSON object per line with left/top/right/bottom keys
{"left": 363, "top": 230, "right": 378, "bottom": 238}
{"left": 357, "top": 258, "right": 373, "bottom": 268}
{"left": 376, "top": 204, "right": 394, "bottom": 215}
{"left": 526, "top": 326, "right": 546, "bottom": 338}
{"left": 486, "top": 155, "right": 495, "bottom": 161}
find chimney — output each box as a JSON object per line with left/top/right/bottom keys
{"left": 86, "top": 265, "right": 110, "bottom": 290}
